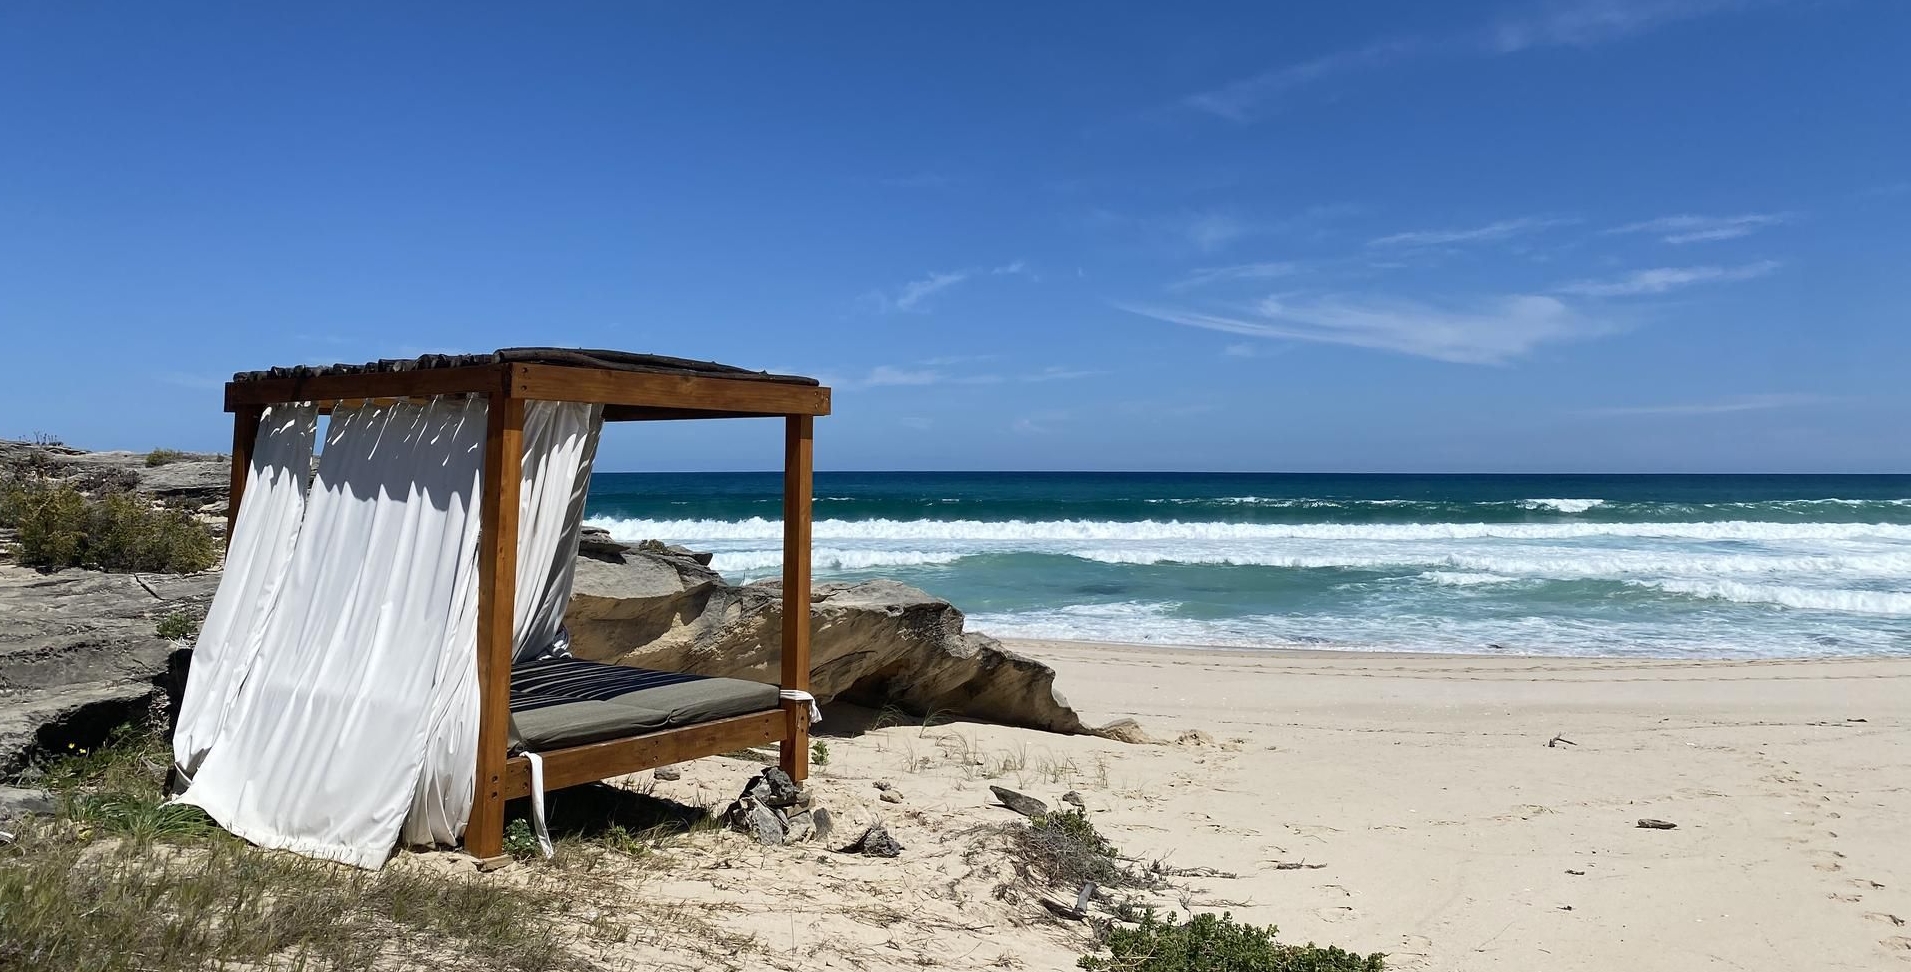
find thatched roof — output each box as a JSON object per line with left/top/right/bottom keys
{"left": 232, "top": 347, "right": 819, "bottom": 386}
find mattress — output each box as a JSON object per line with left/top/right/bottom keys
{"left": 507, "top": 658, "right": 781, "bottom": 752}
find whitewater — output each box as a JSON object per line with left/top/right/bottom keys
{"left": 584, "top": 472, "right": 1911, "bottom": 659}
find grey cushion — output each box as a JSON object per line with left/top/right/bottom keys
{"left": 508, "top": 659, "right": 780, "bottom": 752}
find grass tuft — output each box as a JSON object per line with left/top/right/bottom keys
{"left": 144, "top": 448, "right": 194, "bottom": 467}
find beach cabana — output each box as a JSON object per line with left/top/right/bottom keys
{"left": 170, "top": 349, "right": 829, "bottom": 865}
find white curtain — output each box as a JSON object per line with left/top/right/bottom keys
{"left": 399, "top": 399, "right": 602, "bottom": 847}
{"left": 177, "top": 398, "right": 489, "bottom": 868}
{"left": 176, "top": 396, "right": 606, "bottom": 866}
{"left": 511, "top": 401, "right": 604, "bottom": 663}
{"left": 172, "top": 404, "right": 318, "bottom": 786}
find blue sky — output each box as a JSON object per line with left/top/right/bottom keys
{"left": 2, "top": 1, "right": 1906, "bottom": 472}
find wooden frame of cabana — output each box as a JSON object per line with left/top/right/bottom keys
{"left": 222, "top": 356, "right": 830, "bottom": 859}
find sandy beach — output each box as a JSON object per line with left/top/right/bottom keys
{"left": 609, "top": 640, "right": 1911, "bottom": 971}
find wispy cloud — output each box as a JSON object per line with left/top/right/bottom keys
{"left": 1489, "top": 0, "right": 1756, "bottom": 52}
{"left": 1554, "top": 259, "right": 1781, "bottom": 296}
{"left": 863, "top": 270, "right": 970, "bottom": 313}
{"left": 1184, "top": 0, "right": 1768, "bottom": 122}
{"left": 1606, "top": 212, "right": 1791, "bottom": 243}
{"left": 1169, "top": 261, "right": 1304, "bottom": 291}
{"left": 1184, "top": 39, "right": 1422, "bottom": 122}
{"left": 1121, "top": 292, "right": 1613, "bottom": 365}
{"left": 865, "top": 261, "right": 1034, "bottom": 313}
{"left": 1370, "top": 216, "right": 1575, "bottom": 248}
{"left": 1582, "top": 393, "right": 1824, "bottom": 416}
{"left": 1180, "top": 212, "right": 1252, "bottom": 252}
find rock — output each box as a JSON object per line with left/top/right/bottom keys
{"left": 989, "top": 786, "right": 1048, "bottom": 818}
{"left": 576, "top": 526, "right": 633, "bottom": 562}
{"left": 652, "top": 766, "right": 682, "bottom": 781}
{"left": 1636, "top": 818, "right": 1678, "bottom": 830}
{"left": 1088, "top": 718, "right": 1167, "bottom": 746}
{"left": 879, "top": 790, "right": 904, "bottom": 804}
{"left": 1175, "top": 729, "right": 1216, "bottom": 747}
{"left": 0, "top": 563, "right": 219, "bottom": 776}
{"left": 755, "top": 767, "right": 808, "bottom": 808}
{"left": 840, "top": 823, "right": 904, "bottom": 858}
{"left": 1062, "top": 791, "right": 1085, "bottom": 809}
{"left": 873, "top": 780, "right": 894, "bottom": 791}
{"left": 783, "top": 809, "right": 815, "bottom": 843}
{"left": 567, "top": 554, "right": 1094, "bottom": 734}
{"left": 0, "top": 785, "right": 56, "bottom": 822}
{"left": 732, "top": 800, "right": 787, "bottom": 846}
{"left": 811, "top": 807, "right": 835, "bottom": 843}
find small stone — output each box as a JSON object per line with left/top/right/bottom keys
{"left": 653, "top": 766, "right": 682, "bottom": 781}
{"left": 740, "top": 801, "right": 787, "bottom": 845}
{"left": 989, "top": 785, "right": 1048, "bottom": 818}
{"left": 880, "top": 790, "right": 904, "bottom": 804}
{"left": 873, "top": 780, "right": 894, "bottom": 791}
{"left": 1175, "top": 729, "right": 1215, "bottom": 747}
{"left": 1636, "top": 818, "right": 1678, "bottom": 830}
{"left": 784, "top": 810, "right": 815, "bottom": 843}
{"left": 759, "top": 768, "right": 807, "bottom": 807}
{"left": 1062, "top": 791, "right": 1085, "bottom": 809}
{"left": 840, "top": 823, "right": 904, "bottom": 858}
{"left": 474, "top": 855, "right": 512, "bottom": 873}
{"left": 0, "top": 786, "right": 56, "bottom": 823}
{"left": 811, "top": 807, "right": 835, "bottom": 843}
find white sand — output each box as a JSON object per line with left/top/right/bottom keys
{"left": 534, "top": 642, "right": 1911, "bottom": 970}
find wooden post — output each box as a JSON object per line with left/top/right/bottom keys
{"left": 778, "top": 414, "right": 814, "bottom": 781}
{"left": 468, "top": 393, "right": 523, "bottom": 860}
{"left": 225, "top": 405, "right": 263, "bottom": 549}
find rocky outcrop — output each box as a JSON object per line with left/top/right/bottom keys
{"left": 0, "top": 565, "right": 216, "bottom": 775}
{"left": 564, "top": 544, "right": 1090, "bottom": 735}
{"left": 1, "top": 439, "right": 229, "bottom": 513}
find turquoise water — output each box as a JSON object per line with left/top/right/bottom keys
{"left": 585, "top": 473, "right": 1911, "bottom": 659}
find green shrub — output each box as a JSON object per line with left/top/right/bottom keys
{"left": 1080, "top": 911, "right": 1385, "bottom": 972}
{"left": 145, "top": 448, "right": 192, "bottom": 467}
{"left": 155, "top": 611, "right": 198, "bottom": 641}
{"left": 1008, "top": 808, "right": 1154, "bottom": 891}
{"left": 811, "top": 740, "right": 831, "bottom": 767}
{"left": 6, "top": 481, "right": 216, "bottom": 573}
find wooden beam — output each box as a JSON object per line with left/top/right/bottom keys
{"left": 510, "top": 363, "right": 831, "bottom": 416}
{"left": 778, "top": 414, "right": 814, "bottom": 781}
{"left": 224, "top": 406, "right": 262, "bottom": 549}
{"left": 501, "top": 709, "right": 788, "bottom": 798}
{"left": 224, "top": 364, "right": 509, "bottom": 409}
{"left": 467, "top": 393, "right": 524, "bottom": 860}
{"left": 599, "top": 405, "right": 784, "bottom": 423}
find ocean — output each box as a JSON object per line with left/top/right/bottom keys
{"left": 584, "top": 472, "right": 1911, "bottom": 660}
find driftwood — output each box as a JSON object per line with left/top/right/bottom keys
{"left": 1636, "top": 818, "right": 1678, "bottom": 830}
{"left": 1269, "top": 860, "right": 1327, "bottom": 871}
{"left": 1546, "top": 734, "right": 1577, "bottom": 748}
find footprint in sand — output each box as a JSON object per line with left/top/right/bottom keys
{"left": 1881, "top": 935, "right": 1911, "bottom": 959}
{"left": 1830, "top": 893, "right": 1865, "bottom": 903}
{"left": 1315, "top": 905, "right": 1360, "bottom": 923}
{"left": 1854, "top": 879, "right": 1888, "bottom": 890}
{"left": 1865, "top": 913, "right": 1907, "bottom": 927}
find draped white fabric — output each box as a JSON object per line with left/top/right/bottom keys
{"left": 175, "top": 396, "right": 607, "bottom": 866}
{"left": 511, "top": 402, "right": 603, "bottom": 663}
{"left": 171, "top": 404, "right": 317, "bottom": 786}
{"left": 399, "top": 399, "right": 602, "bottom": 848}
{"left": 177, "top": 398, "right": 489, "bottom": 868}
